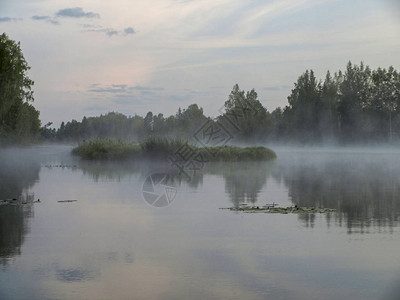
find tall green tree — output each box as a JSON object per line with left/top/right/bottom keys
{"left": 286, "top": 70, "right": 321, "bottom": 141}
{"left": 222, "top": 84, "right": 273, "bottom": 141}
{"left": 370, "top": 66, "right": 400, "bottom": 141}
{"left": 319, "top": 71, "right": 340, "bottom": 140}
{"left": 179, "top": 104, "right": 209, "bottom": 138}
{"left": 338, "top": 62, "right": 372, "bottom": 140}
{"left": 0, "top": 33, "right": 40, "bottom": 141}
{"left": 143, "top": 111, "right": 154, "bottom": 137}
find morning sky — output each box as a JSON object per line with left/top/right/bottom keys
{"left": 1, "top": 0, "right": 399, "bottom": 126}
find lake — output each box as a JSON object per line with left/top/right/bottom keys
{"left": 1, "top": 145, "right": 400, "bottom": 300}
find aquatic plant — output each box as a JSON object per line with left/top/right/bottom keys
{"left": 220, "top": 205, "right": 336, "bottom": 214}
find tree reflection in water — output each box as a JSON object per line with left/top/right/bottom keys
{"left": 0, "top": 150, "right": 40, "bottom": 266}
{"left": 75, "top": 151, "right": 400, "bottom": 233}
{"left": 272, "top": 152, "right": 400, "bottom": 232}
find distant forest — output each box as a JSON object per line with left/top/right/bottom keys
{"left": 42, "top": 61, "right": 400, "bottom": 145}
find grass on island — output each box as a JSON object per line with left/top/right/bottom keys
{"left": 72, "top": 137, "right": 277, "bottom": 161}
{"left": 71, "top": 139, "right": 141, "bottom": 160}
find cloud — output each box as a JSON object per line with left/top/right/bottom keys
{"left": 124, "top": 27, "right": 135, "bottom": 35}
{"left": 88, "top": 84, "right": 164, "bottom": 105}
{"left": 84, "top": 28, "right": 119, "bottom": 37}
{"left": 81, "top": 24, "right": 101, "bottom": 29}
{"left": 32, "top": 15, "right": 49, "bottom": 20}
{"left": 89, "top": 84, "right": 164, "bottom": 94}
{"left": 111, "top": 84, "right": 128, "bottom": 89}
{"left": 106, "top": 29, "right": 119, "bottom": 37}
{"left": 48, "top": 19, "right": 60, "bottom": 25}
{"left": 32, "top": 15, "right": 59, "bottom": 25}
{"left": 88, "top": 85, "right": 126, "bottom": 93}
{"left": 30, "top": 8, "right": 133, "bottom": 35}
{"left": 129, "top": 86, "right": 164, "bottom": 91}
{"left": 0, "top": 17, "right": 22, "bottom": 22}
{"left": 184, "top": 88, "right": 200, "bottom": 94}
{"left": 56, "top": 7, "right": 100, "bottom": 19}
{"left": 86, "top": 86, "right": 147, "bottom": 106}
{"left": 112, "top": 95, "right": 140, "bottom": 105}
{"left": 83, "top": 27, "right": 136, "bottom": 37}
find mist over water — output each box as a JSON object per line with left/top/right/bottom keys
{"left": 0, "top": 145, "right": 400, "bottom": 299}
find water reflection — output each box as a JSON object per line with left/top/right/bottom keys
{"left": 56, "top": 267, "right": 98, "bottom": 282}
{"left": 79, "top": 160, "right": 141, "bottom": 182}
{"left": 75, "top": 153, "right": 400, "bottom": 232}
{"left": 0, "top": 149, "right": 40, "bottom": 265}
{"left": 78, "top": 160, "right": 276, "bottom": 205}
{"left": 1, "top": 147, "right": 400, "bottom": 300}
{"left": 205, "top": 162, "right": 276, "bottom": 205}
{"left": 0, "top": 205, "right": 33, "bottom": 266}
{"left": 0, "top": 150, "right": 40, "bottom": 199}
{"left": 273, "top": 152, "right": 400, "bottom": 232}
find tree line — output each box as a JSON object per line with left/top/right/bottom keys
{"left": 42, "top": 104, "right": 211, "bottom": 141}
{"left": 2, "top": 32, "right": 399, "bottom": 145}
{"left": 272, "top": 62, "right": 400, "bottom": 143}
{"left": 44, "top": 62, "right": 400, "bottom": 144}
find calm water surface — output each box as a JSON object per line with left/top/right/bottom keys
{"left": 1, "top": 145, "right": 400, "bottom": 300}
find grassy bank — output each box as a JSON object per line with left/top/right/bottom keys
{"left": 72, "top": 138, "right": 277, "bottom": 161}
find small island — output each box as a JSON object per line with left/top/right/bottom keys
{"left": 71, "top": 138, "right": 277, "bottom": 161}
